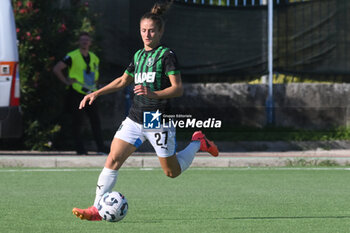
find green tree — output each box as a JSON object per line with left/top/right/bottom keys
{"left": 12, "top": 0, "right": 98, "bottom": 150}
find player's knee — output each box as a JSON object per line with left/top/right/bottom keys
{"left": 164, "top": 169, "right": 181, "bottom": 178}
{"left": 106, "top": 155, "right": 123, "bottom": 170}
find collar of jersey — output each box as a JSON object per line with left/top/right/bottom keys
{"left": 144, "top": 44, "right": 163, "bottom": 53}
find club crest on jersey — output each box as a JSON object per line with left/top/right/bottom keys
{"left": 135, "top": 72, "right": 156, "bottom": 84}
{"left": 147, "top": 57, "right": 155, "bottom": 67}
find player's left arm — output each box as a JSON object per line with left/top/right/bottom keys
{"left": 133, "top": 73, "right": 183, "bottom": 99}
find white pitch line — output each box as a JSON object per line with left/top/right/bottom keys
{"left": 1, "top": 167, "right": 350, "bottom": 172}
{"left": 0, "top": 168, "right": 158, "bottom": 173}
{"left": 0, "top": 168, "right": 102, "bottom": 172}
{"left": 191, "top": 167, "right": 350, "bottom": 171}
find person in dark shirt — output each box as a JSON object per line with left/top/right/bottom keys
{"left": 72, "top": 2, "right": 219, "bottom": 221}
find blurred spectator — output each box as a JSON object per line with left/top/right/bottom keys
{"left": 53, "top": 32, "right": 108, "bottom": 155}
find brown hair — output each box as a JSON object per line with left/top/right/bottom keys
{"left": 78, "top": 31, "right": 91, "bottom": 39}
{"left": 140, "top": 1, "right": 173, "bottom": 31}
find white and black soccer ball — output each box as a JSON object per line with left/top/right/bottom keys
{"left": 97, "top": 191, "right": 128, "bottom": 222}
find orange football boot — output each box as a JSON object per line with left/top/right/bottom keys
{"left": 72, "top": 206, "right": 102, "bottom": 221}
{"left": 192, "top": 131, "right": 219, "bottom": 157}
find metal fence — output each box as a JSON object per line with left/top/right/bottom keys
{"left": 176, "top": 0, "right": 310, "bottom": 7}
{"left": 172, "top": 0, "right": 350, "bottom": 79}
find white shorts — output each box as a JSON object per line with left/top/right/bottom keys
{"left": 114, "top": 117, "right": 176, "bottom": 157}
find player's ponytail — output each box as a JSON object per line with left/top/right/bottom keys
{"left": 141, "top": 0, "right": 173, "bottom": 31}
{"left": 150, "top": 1, "right": 172, "bottom": 16}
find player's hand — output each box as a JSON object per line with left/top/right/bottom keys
{"left": 133, "top": 85, "right": 156, "bottom": 98}
{"left": 79, "top": 92, "right": 98, "bottom": 109}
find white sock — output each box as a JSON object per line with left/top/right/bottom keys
{"left": 93, "top": 167, "right": 118, "bottom": 207}
{"left": 176, "top": 141, "right": 200, "bottom": 172}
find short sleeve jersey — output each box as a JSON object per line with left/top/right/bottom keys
{"left": 125, "top": 45, "right": 180, "bottom": 124}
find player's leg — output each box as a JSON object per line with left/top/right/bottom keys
{"left": 94, "top": 138, "right": 137, "bottom": 205}
{"left": 156, "top": 139, "right": 200, "bottom": 177}
{"left": 158, "top": 154, "right": 182, "bottom": 178}
{"left": 72, "top": 138, "right": 136, "bottom": 221}
{"left": 174, "top": 131, "right": 219, "bottom": 173}
{"left": 94, "top": 117, "right": 144, "bottom": 206}
{"left": 72, "top": 118, "right": 143, "bottom": 221}
{"left": 145, "top": 126, "right": 181, "bottom": 177}
{"left": 154, "top": 130, "right": 219, "bottom": 177}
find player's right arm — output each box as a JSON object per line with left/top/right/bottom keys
{"left": 79, "top": 72, "right": 133, "bottom": 109}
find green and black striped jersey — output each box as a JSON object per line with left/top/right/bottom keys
{"left": 125, "top": 45, "right": 181, "bottom": 124}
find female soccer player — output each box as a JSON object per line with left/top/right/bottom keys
{"left": 72, "top": 1, "right": 219, "bottom": 221}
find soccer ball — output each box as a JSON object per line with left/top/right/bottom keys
{"left": 97, "top": 191, "right": 128, "bottom": 222}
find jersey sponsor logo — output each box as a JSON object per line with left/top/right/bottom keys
{"left": 135, "top": 72, "right": 156, "bottom": 84}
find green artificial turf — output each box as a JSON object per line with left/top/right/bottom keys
{"left": 1, "top": 167, "right": 350, "bottom": 233}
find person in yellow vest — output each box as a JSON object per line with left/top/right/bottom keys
{"left": 53, "top": 32, "right": 108, "bottom": 155}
